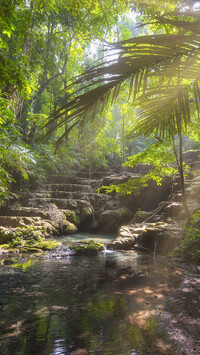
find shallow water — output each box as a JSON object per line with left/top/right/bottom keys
{"left": 57, "top": 232, "right": 115, "bottom": 245}
{"left": 0, "top": 234, "right": 184, "bottom": 355}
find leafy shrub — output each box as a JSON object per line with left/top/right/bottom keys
{"left": 171, "top": 210, "right": 200, "bottom": 263}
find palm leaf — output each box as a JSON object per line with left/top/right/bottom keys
{"left": 45, "top": 14, "right": 200, "bottom": 144}
{"left": 132, "top": 85, "right": 190, "bottom": 138}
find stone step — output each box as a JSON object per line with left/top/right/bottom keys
{"left": 43, "top": 183, "right": 94, "bottom": 193}
{"left": 4, "top": 206, "right": 81, "bottom": 225}
{"left": 185, "top": 179, "right": 200, "bottom": 186}
{"left": 187, "top": 161, "right": 200, "bottom": 170}
{"left": 102, "top": 173, "right": 140, "bottom": 186}
{"left": 184, "top": 181, "right": 192, "bottom": 186}
{"left": 33, "top": 191, "right": 106, "bottom": 202}
{"left": 47, "top": 170, "right": 119, "bottom": 182}
{"left": 0, "top": 216, "right": 43, "bottom": 228}
{"left": 46, "top": 175, "right": 102, "bottom": 185}
{"left": 172, "top": 193, "right": 182, "bottom": 202}
{"left": 75, "top": 170, "right": 115, "bottom": 179}
{"left": 5, "top": 207, "right": 47, "bottom": 218}
{"left": 191, "top": 175, "right": 200, "bottom": 183}
{"left": 27, "top": 197, "right": 91, "bottom": 209}
{"left": 164, "top": 202, "right": 184, "bottom": 218}
{"left": 34, "top": 191, "right": 74, "bottom": 199}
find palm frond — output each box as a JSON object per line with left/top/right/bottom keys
{"left": 133, "top": 85, "right": 190, "bottom": 138}
{"left": 45, "top": 16, "right": 200, "bottom": 143}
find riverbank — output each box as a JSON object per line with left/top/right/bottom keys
{"left": 0, "top": 233, "right": 199, "bottom": 354}
{"left": 0, "top": 246, "right": 189, "bottom": 354}
{"left": 158, "top": 263, "right": 200, "bottom": 355}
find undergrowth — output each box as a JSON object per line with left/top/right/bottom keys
{"left": 171, "top": 209, "right": 200, "bottom": 263}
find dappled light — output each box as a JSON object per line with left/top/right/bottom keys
{"left": 0, "top": 251, "right": 185, "bottom": 354}
{"left": 0, "top": 0, "right": 200, "bottom": 354}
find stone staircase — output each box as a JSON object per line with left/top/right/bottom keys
{"left": 2, "top": 161, "right": 199, "bottom": 242}
{"left": 0, "top": 165, "right": 173, "bottom": 236}
{"left": 164, "top": 171, "right": 200, "bottom": 220}
{"left": 108, "top": 165, "right": 200, "bottom": 255}
{"left": 0, "top": 167, "right": 123, "bottom": 235}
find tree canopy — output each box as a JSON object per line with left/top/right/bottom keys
{"left": 48, "top": 4, "right": 200, "bottom": 139}
{"left": 1, "top": 0, "right": 200, "bottom": 209}
{"left": 40, "top": 0, "right": 200, "bottom": 218}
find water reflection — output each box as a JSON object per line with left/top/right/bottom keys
{"left": 58, "top": 232, "right": 115, "bottom": 245}
{"left": 0, "top": 249, "right": 183, "bottom": 354}
{"left": 51, "top": 340, "right": 66, "bottom": 355}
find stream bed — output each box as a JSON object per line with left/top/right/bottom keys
{"left": 0, "top": 233, "right": 184, "bottom": 355}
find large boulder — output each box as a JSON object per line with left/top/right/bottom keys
{"left": 164, "top": 202, "right": 184, "bottom": 219}
{"left": 182, "top": 149, "right": 200, "bottom": 162}
{"left": 135, "top": 222, "right": 182, "bottom": 255}
{"left": 107, "top": 222, "right": 182, "bottom": 255}
{"left": 98, "top": 207, "right": 133, "bottom": 233}
{"left": 70, "top": 240, "right": 104, "bottom": 256}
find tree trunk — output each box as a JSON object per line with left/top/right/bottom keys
{"left": 122, "top": 115, "right": 125, "bottom": 164}
{"left": 178, "top": 128, "right": 191, "bottom": 222}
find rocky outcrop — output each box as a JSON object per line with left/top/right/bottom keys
{"left": 107, "top": 222, "right": 182, "bottom": 255}
{"left": 98, "top": 207, "right": 133, "bottom": 233}
{"left": 1, "top": 166, "right": 173, "bottom": 237}
{"left": 108, "top": 162, "right": 200, "bottom": 255}
{"left": 1, "top": 155, "right": 200, "bottom": 256}
{"left": 70, "top": 240, "right": 104, "bottom": 256}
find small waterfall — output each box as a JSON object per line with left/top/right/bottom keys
{"left": 102, "top": 243, "right": 115, "bottom": 254}
{"left": 47, "top": 245, "right": 75, "bottom": 259}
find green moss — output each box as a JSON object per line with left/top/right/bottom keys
{"left": 0, "top": 244, "right": 10, "bottom": 249}
{"left": 78, "top": 206, "right": 93, "bottom": 224}
{"left": 87, "top": 240, "right": 104, "bottom": 249}
{"left": 71, "top": 240, "right": 104, "bottom": 256}
{"left": 12, "top": 259, "right": 33, "bottom": 270}
{"left": 0, "top": 226, "right": 43, "bottom": 245}
{"left": 129, "top": 209, "right": 151, "bottom": 224}
{"left": 170, "top": 209, "right": 200, "bottom": 263}
{"left": 35, "top": 240, "right": 60, "bottom": 250}
{"left": 0, "top": 226, "right": 60, "bottom": 254}
{"left": 62, "top": 210, "right": 78, "bottom": 224}
{"left": 63, "top": 220, "right": 77, "bottom": 234}
{"left": 25, "top": 247, "right": 43, "bottom": 252}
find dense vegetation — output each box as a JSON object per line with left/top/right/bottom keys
{"left": 1, "top": 0, "right": 200, "bottom": 261}
{"left": 0, "top": 0, "right": 185, "bottom": 202}
{"left": 0, "top": 0, "right": 136, "bottom": 202}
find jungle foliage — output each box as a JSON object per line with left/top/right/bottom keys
{"left": 49, "top": 0, "right": 200, "bottom": 220}
{"left": 1, "top": 0, "right": 200, "bottom": 213}
{"left": 171, "top": 209, "right": 200, "bottom": 263}
{"left": 0, "top": 0, "right": 135, "bottom": 204}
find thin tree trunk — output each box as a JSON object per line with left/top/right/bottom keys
{"left": 178, "top": 127, "right": 191, "bottom": 222}
{"left": 176, "top": 55, "right": 191, "bottom": 223}
{"left": 122, "top": 115, "right": 125, "bottom": 164}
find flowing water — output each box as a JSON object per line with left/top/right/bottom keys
{"left": 58, "top": 232, "right": 115, "bottom": 244}
{"left": 0, "top": 234, "right": 184, "bottom": 355}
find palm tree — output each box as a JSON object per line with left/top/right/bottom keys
{"left": 46, "top": 5, "right": 200, "bottom": 219}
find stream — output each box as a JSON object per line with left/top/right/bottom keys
{"left": 0, "top": 233, "right": 184, "bottom": 355}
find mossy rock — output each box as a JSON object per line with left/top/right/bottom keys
{"left": 0, "top": 244, "right": 10, "bottom": 249}
{"left": 129, "top": 210, "right": 152, "bottom": 224}
{"left": 35, "top": 221, "right": 58, "bottom": 236}
{"left": 0, "top": 225, "right": 60, "bottom": 254}
{"left": 63, "top": 220, "right": 77, "bottom": 234}
{"left": 0, "top": 226, "right": 44, "bottom": 245}
{"left": 75, "top": 205, "right": 93, "bottom": 224}
{"left": 22, "top": 247, "right": 43, "bottom": 253}
{"left": 0, "top": 228, "right": 15, "bottom": 244}
{"left": 80, "top": 206, "right": 93, "bottom": 221}
{"left": 61, "top": 210, "right": 78, "bottom": 224}
{"left": 35, "top": 240, "right": 60, "bottom": 250}
{"left": 70, "top": 240, "right": 104, "bottom": 256}
{"left": 20, "top": 240, "right": 60, "bottom": 252}
{"left": 0, "top": 245, "right": 20, "bottom": 254}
